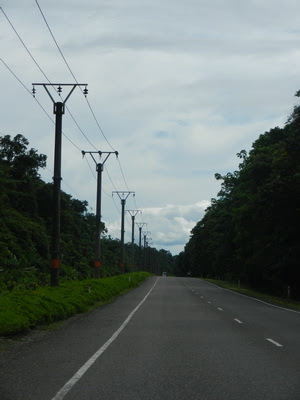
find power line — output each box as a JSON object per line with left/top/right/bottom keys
{"left": 0, "top": 59, "right": 100, "bottom": 211}
{"left": 33, "top": 0, "right": 134, "bottom": 192}
{"left": 85, "top": 97, "right": 116, "bottom": 152}
{"left": 34, "top": 0, "right": 115, "bottom": 151}
{"left": 65, "top": 105, "right": 97, "bottom": 150}
{"left": 34, "top": 0, "right": 137, "bottom": 209}
{"left": 1, "top": 7, "right": 51, "bottom": 84}
{"left": 3, "top": 4, "right": 144, "bottom": 238}
{"left": 84, "top": 156, "right": 96, "bottom": 180}
{"left": 84, "top": 157, "right": 112, "bottom": 198}
{"left": 1, "top": 6, "right": 97, "bottom": 151}
{"left": 112, "top": 194, "right": 121, "bottom": 214}
{"left": 117, "top": 157, "right": 130, "bottom": 191}
{"left": 104, "top": 165, "right": 118, "bottom": 192}
{"left": 1, "top": 58, "right": 82, "bottom": 152}
{"left": 34, "top": 0, "right": 75, "bottom": 82}
{"left": 33, "top": 0, "right": 131, "bottom": 208}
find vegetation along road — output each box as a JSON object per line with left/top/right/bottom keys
{"left": 0, "top": 276, "right": 299, "bottom": 399}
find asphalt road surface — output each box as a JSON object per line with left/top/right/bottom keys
{"left": 0, "top": 276, "right": 299, "bottom": 399}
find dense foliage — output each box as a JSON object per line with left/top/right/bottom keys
{"left": 176, "top": 98, "right": 300, "bottom": 299}
{"left": 0, "top": 134, "right": 174, "bottom": 291}
{"left": 0, "top": 272, "right": 151, "bottom": 336}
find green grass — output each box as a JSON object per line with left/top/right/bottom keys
{"left": 0, "top": 272, "right": 151, "bottom": 337}
{"left": 203, "top": 278, "right": 300, "bottom": 311}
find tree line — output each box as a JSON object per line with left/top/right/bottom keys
{"left": 0, "top": 134, "right": 174, "bottom": 291}
{"left": 175, "top": 94, "right": 300, "bottom": 299}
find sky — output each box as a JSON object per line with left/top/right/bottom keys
{"left": 1, "top": 0, "right": 300, "bottom": 255}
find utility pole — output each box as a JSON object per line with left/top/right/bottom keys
{"left": 142, "top": 231, "right": 150, "bottom": 271}
{"left": 126, "top": 210, "right": 141, "bottom": 271}
{"left": 32, "top": 82, "right": 88, "bottom": 286}
{"left": 82, "top": 151, "right": 118, "bottom": 278}
{"left": 147, "top": 240, "right": 153, "bottom": 273}
{"left": 136, "top": 222, "right": 146, "bottom": 270}
{"left": 112, "top": 191, "right": 135, "bottom": 273}
{"left": 147, "top": 239, "right": 153, "bottom": 272}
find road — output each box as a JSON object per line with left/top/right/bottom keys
{"left": 0, "top": 276, "right": 299, "bottom": 399}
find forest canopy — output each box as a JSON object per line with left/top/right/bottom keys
{"left": 0, "top": 134, "right": 174, "bottom": 290}
{"left": 176, "top": 96, "right": 300, "bottom": 299}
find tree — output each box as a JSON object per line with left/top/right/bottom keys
{"left": 0, "top": 134, "right": 46, "bottom": 179}
{"left": 179, "top": 94, "right": 300, "bottom": 299}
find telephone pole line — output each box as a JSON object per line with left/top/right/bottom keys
{"left": 82, "top": 150, "right": 118, "bottom": 278}
{"left": 32, "top": 82, "right": 88, "bottom": 286}
{"left": 142, "top": 231, "right": 150, "bottom": 271}
{"left": 126, "top": 210, "right": 141, "bottom": 271}
{"left": 112, "top": 191, "right": 135, "bottom": 273}
{"left": 136, "top": 222, "right": 146, "bottom": 270}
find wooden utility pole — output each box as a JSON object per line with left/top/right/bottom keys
{"left": 32, "top": 83, "right": 88, "bottom": 286}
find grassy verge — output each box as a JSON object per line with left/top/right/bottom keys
{"left": 0, "top": 272, "right": 152, "bottom": 337}
{"left": 203, "top": 278, "right": 300, "bottom": 311}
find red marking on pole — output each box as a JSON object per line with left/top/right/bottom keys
{"left": 51, "top": 259, "right": 60, "bottom": 269}
{"left": 94, "top": 261, "right": 101, "bottom": 268}
{"left": 119, "top": 263, "right": 125, "bottom": 268}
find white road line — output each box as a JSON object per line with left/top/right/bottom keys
{"left": 217, "top": 307, "right": 223, "bottom": 311}
{"left": 200, "top": 296, "right": 204, "bottom": 299}
{"left": 234, "top": 318, "right": 243, "bottom": 324}
{"left": 266, "top": 338, "right": 283, "bottom": 347}
{"left": 51, "top": 278, "right": 159, "bottom": 400}
{"left": 207, "top": 301, "right": 211, "bottom": 304}
{"left": 201, "top": 279, "right": 300, "bottom": 314}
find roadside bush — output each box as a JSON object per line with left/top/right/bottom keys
{"left": 0, "top": 272, "right": 151, "bottom": 336}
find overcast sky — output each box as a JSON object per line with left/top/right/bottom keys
{"left": 1, "top": 0, "right": 300, "bottom": 255}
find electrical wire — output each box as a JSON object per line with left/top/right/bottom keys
{"left": 1, "top": 6, "right": 99, "bottom": 152}
{"left": 104, "top": 165, "right": 118, "bottom": 192}
{"left": 84, "top": 157, "right": 113, "bottom": 199}
{"left": 117, "top": 157, "right": 130, "bottom": 191}
{"left": 34, "top": 0, "right": 115, "bottom": 150}
{"left": 3, "top": 3, "right": 147, "bottom": 240}
{"left": 111, "top": 194, "right": 121, "bottom": 214}
{"left": 34, "top": 0, "right": 74, "bottom": 81}
{"left": 84, "top": 156, "right": 96, "bottom": 180}
{"left": 65, "top": 105, "right": 97, "bottom": 150}
{"left": 0, "top": 7, "right": 51, "bottom": 84}
{"left": 0, "top": 58, "right": 82, "bottom": 152}
{"left": 33, "top": 0, "right": 133, "bottom": 190}
{"left": 61, "top": 178, "right": 82, "bottom": 200}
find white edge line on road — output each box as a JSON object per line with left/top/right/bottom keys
{"left": 266, "top": 338, "right": 283, "bottom": 347}
{"left": 51, "top": 277, "right": 159, "bottom": 400}
{"left": 234, "top": 318, "right": 243, "bottom": 324}
{"left": 200, "top": 279, "right": 300, "bottom": 314}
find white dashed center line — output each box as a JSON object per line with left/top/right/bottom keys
{"left": 217, "top": 307, "right": 223, "bottom": 311}
{"left": 234, "top": 318, "right": 243, "bottom": 324}
{"left": 266, "top": 338, "right": 283, "bottom": 347}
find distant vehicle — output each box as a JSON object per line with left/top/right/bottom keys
{"left": 162, "top": 272, "right": 167, "bottom": 276}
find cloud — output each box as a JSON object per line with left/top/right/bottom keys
{"left": 106, "top": 201, "right": 210, "bottom": 254}
{"left": 2, "top": 0, "right": 300, "bottom": 257}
